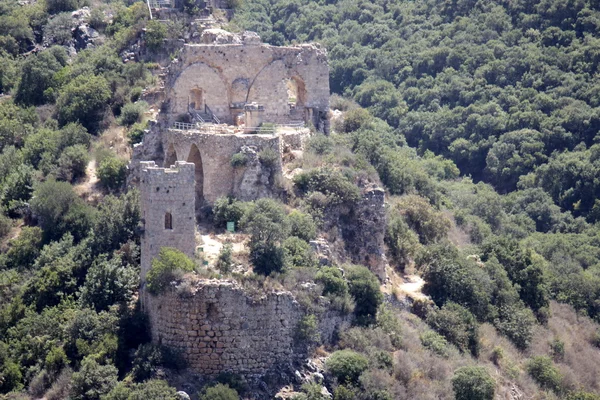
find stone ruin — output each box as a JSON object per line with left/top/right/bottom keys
{"left": 132, "top": 29, "right": 329, "bottom": 207}
{"left": 135, "top": 30, "right": 386, "bottom": 379}
{"left": 139, "top": 161, "right": 352, "bottom": 377}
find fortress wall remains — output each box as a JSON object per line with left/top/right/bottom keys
{"left": 146, "top": 280, "right": 303, "bottom": 377}
{"left": 167, "top": 43, "right": 330, "bottom": 124}
{"left": 163, "top": 129, "right": 282, "bottom": 204}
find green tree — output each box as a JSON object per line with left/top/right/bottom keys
{"left": 346, "top": 265, "right": 383, "bottom": 325}
{"left": 198, "top": 383, "right": 240, "bottom": 400}
{"left": 70, "top": 357, "right": 118, "bottom": 400}
{"left": 325, "top": 349, "right": 368, "bottom": 384}
{"left": 98, "top": 156, "right": 127, "bottom": 192}
{"left": 526, "top": 356, "right": 563, "bottom": 393}
{"left": 56, "top": 74, "right": 111, "bottom": 133}
{"left": 146, "top": 247, "right": 195, "bottom": 295}
{"left": 452, "top": 366, "right": 495, "bottom": 400}
{"left": 145, "top": 20, "right": 167, "bottom": 51}
{"left": 15, "top": 47, "right": 67, "bottom": 106}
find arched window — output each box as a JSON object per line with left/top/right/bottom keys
{"left": 164, "top": 212, "right": 173, "bottom": 230}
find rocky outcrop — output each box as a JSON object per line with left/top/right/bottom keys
{"left": 322, "top": 185, "right": 388, "bottom": 281}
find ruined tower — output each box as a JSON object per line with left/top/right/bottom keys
{"left": 139, "top": 161, "right": 196, "bottom": 285}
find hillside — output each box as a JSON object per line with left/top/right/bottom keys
{"left": 0, "top": 0, "right": 599, "bottom": 400}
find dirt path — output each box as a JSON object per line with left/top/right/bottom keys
{"left": 196, "top": 224, "right": 247, "bottom": 264}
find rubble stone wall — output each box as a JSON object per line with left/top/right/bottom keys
{"left": 147, "top": 280, "right": 303, "bottom": 377}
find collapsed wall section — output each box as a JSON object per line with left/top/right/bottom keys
{"left": 139, "top": 161, "right": 196, "bottom": 283}
{"left": 146, "top": 280, "right": 303, "bottom": 377}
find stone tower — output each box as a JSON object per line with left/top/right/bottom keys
{"left": 140, "top": 161, "right": 196, "bottom": 286}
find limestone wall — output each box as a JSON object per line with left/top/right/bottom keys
{"left": 147, "top": 280, "right": 303, "bottom": 377}
{"left": 163, "top": 128, "right": 282, "bottom": 204}
{"left": 166, "top": 37, "right": 330, "bottom": 126}
{"left": 140, "top": 161, "right": 196, "bottom": 282}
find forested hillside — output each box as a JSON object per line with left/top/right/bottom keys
{"left": 2, "top": 0, "right": 600, "bottom": 399}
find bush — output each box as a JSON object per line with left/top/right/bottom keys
{"left": 452, "top": 366, "right": 495, "bottom": 400}
{"left": 258, "top": 147, "right": 279, "bottom": 168}
{"left": 346, "top": 265, "right": 383, "bottom": 325}
{"left": 294, "top": 168, "right": 361, "bottom": 207}
{"left": 145, "top": 20, "right": 167, "bottom": 51}
{"left": 287, "top": 210, "right": 317, "bottom": 242}
{"left": 307, "top": 134, "right": 334, "bottom": 155}
{"left": 420, "top": 330, "right": 450, "bottom": 358}
{"left": 315, "top": 267, "right": 348, "bottom": 296}
{"left": 45, "top": 13, "right": 76, "bottom": 45}
{"left": 70, "top": 357, "right": 118, "bottom": 400}
{"left": 30, "top": 180, "right": 93, "bottom": 242}
{"left": 230, "top": 152, "right": 248, "bottom": 168}
{"left": 296, "top": 314, "right": 320, "bottom": 345}
{"left": 56, "top": 74, "right": 111, "bottom": 133}
{"left": 146, "top": 247, "right": 195, "bottom": 295}
{"left": 57, "top": 144, "right": 89, "bottom": 182}
{"left": 249, "top": 241, "right": 286, "bottom": 275}
{"left": 426, "top": 302, "right": 479, "bottom": 357}
{"left": 118, "top": 102, "right": 147, "bottom": 126}
{"left": 216, "top": 243, "right": 233, "bottom": 274}
{"left": 198, "top": 383, "right": 240, "bottom": 400}
{"left": 46, "top": 0, "right": 78, "bottom": 14}
{"left": 128, "top": 122, "right": 147, "bottom": 145}
{"left": 98, "top": 156, "right": 127, "bottom": 192}
{"left": 283, "top": 236, "right": 315, "bottom": 268}
{"left": 325, "top": 349, "right": 368, "bottom": 384}
{"left": 212, "top": 196, "right": 249, "bottom": 229}
{"left": 526, "top": 356, "right": 563, "bottom": 393}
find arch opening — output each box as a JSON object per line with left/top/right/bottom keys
{"left": 187, "top": 144, "right": 204, "bottom": 207}
{"left": 189, "top": 88, "right": 204, "bottom": 111}
{"left": 285, "top": 76, "right": 307, "bottom": 117}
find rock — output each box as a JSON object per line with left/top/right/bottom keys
{"left": 312, "top": 372, "right": 324, "bottom": 383}
{"left": 201, "top": 28, "right": 242, "bottom": 44}
{"left": 175, "top": 391, "right": 190, "bottom": 400}
{"left": 309, "top": 239, "right": 332, "bottom": 266}
{"left": 294, "top": 370, "right": 303, "bottom": 383}
{"left": 74, "top": 24, "right": 99, "bottom": 50}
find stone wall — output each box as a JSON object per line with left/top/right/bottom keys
{"left": 165, "top": 30, "right": 329, "bottom": 127}
{"left": 139, "top": 161, "right": 196, "bottom": 283}
{"left": 147, "top": 280, "right": 304, "bottom": 377}
{"left": 163, "top": 127, "right": 283, "bottom": 204}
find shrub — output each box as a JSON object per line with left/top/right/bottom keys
{"left": 307, "top": 134, "right": 333, "bottom": 155}
{"left": 128, "top": 122, "right": 147, "bottom": 145}
{"left": 452, "top": 366, "right": 495, "bottom": 400}
{"left": 426, "top": 302, "right": 479, "bottom": 357}
{"left": 212, "top": 196, "right": 249, "bottom": 229}
{"left": 283, "top": 236, "right": 315, "bottom": 268}
{"left": 70, "top": 357, "right": 118, "bottom": 400}
{"left": 46, "top": 0, "right": 78, "bottom": 14}
{"left": 296, "top": 314, "right": 320, "bottom": 345}
{"left": 198, "top": 383, "right": 240, "bottom": 400}
{"left": 146, "top": 247, "right": 195, "bottom": 295}
{"left": 294, "top": 168, "right": 361, "bottom": 206}
{"left": 118, "top": 102, "right": 147, "bottom": 126}
{"left": 216, "top": 243, "right": 234, "bottom": 274}
{"left": 45, "top": 13, "right": 76, "bottom": 45}
{"left": 30, "top": 180, "right": 94, "bottom": 242}
{"left": 315, "top": 267, "right": 348, "bottom": 296}
{"left": 56, "top": 74, "right": 111, "bottom": 133}
{"left": 249, "top": 241, "right": 286, "bottom": 275}
{"left": 287, "top": 210, "right": 317, "bottom": 242}
{"left": 230, "top": 152, "right": 248, "bottom": 168}
{"left": 325, "top": 349, "right": 368, "bottom": 384}
{"left": 346, "top": 265, "right": 383, "bottom": 325}
{"left": 98, "top": 156, "right": 127, "bottom": 192}
{"left": 526, "top": 356, "right": 563, "bottom": 393}
{"left": 420, "top": 330, "right": 450, "bottom": 358}
{"left": 0, "top": 213, "right": 12, "bottom": 240}
{"left": 258, "top": 147, "right": 279, "bottom": 168}
{"left": 145, "top": 20, "right": 167, "bottom": 51}
{"left": 57, "top": 144, "right": 89, "bottom": 182}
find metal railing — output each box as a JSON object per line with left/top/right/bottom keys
{"left": 147, "top": 0, "right": 174, "bottom": 8}
{"left": 172, "top": 121, "right": 197, "bottom": 130}
{"left": 205, "top": 104, "right": 220, "bottom": 124}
